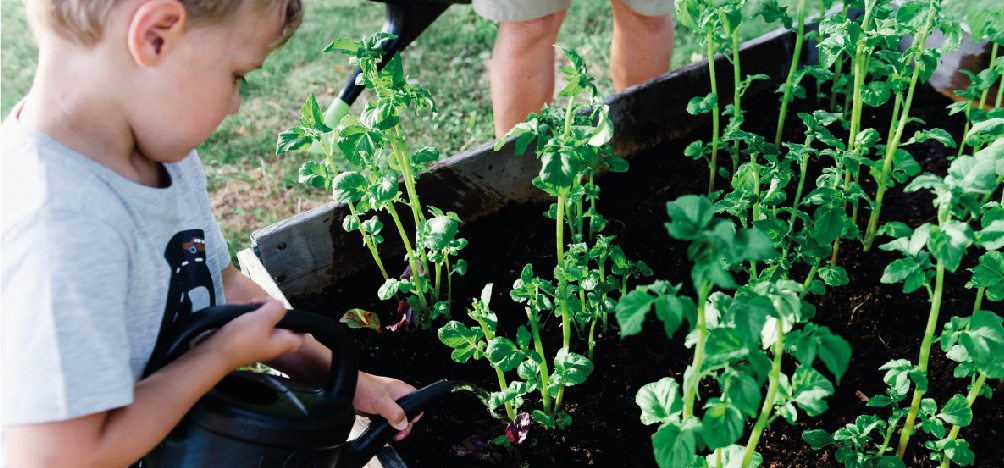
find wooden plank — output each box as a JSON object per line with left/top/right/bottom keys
{"left": 249, "top": 28, "right": 797, "bottom": 309}
{"left": 237, "top": 246, "right": 293, "bottom": 308}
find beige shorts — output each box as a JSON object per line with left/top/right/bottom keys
{"left": 472, "top": 0, "right": 674, "bottom": 23}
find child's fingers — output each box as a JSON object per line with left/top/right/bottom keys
{"left": 271, "top": 328, "right": 306, "bottom": 354}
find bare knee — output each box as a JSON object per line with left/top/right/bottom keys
{"left": 498, "top": 11, "right": 567, "bottom": 46}
{"left": 611, "top": 0, "right": 673, "bottom": 34}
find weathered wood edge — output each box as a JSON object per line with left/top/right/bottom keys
{"left": 241, "top": 27, "right": 797, "bottom": 306}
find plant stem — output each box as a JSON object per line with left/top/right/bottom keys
{"left": 600, "top": 253, "right": 609, "bottom": 334}
{"left": 708, "top": 28, "right": 722, "bottom": 193}
{"left": 554, "top": 192, "right": 571, "bottom": 412}
{"left": 385, "top": 202, "right": 429, "bottom": 311}
{"left": 476, "top": 316, "right": 516, "bottom": 419}
{"left": 863, "top": 3, "right": 937, "bottom": 251}
{"left": 741, "top": 319, "right": 786, "bottom": 468}
{"left": 788, "top": 141, "right": 812, "bottom": 232}
{"left": 349, "top": 203, "right": 390, "bottom": 281}
{"left": 829, "top": 2, "right": 852, "bottom": 113}
{"left": 938, "top": 373, "right": 988, "bottom": 468}
{"left": 878, "top": 417, "right": 898, "bottom": 455}
{"left": 588, "top": 319, "right": 597, "bottom": 360}
{"left": 775, "top": 0, "right": 808, "bottom": 147}
{"left": 732, "top": 31, "right": 742, "bottom": 173}
{"left": 974, "top": 287, "right": 985, "bottom": 314}
{"left": 527, "top": 307, "right": 553, "bottom": 418}
{"left": 445, "top": 255, "right": 453, "bottom": 316}
{"left": 683, "top": 281, "right": 712, "bottom": 419}
{"left": 896, "top": 259, "right": 945, "bottom": 459}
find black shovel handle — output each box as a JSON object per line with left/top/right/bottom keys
{"left": 145, "top": 305, "right": 358, "bottom": 405}
{"left": 337, "top": 380, "right": 452, "bottom": 468}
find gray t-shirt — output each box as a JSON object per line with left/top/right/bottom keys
{"left": 1, "top": 105, "right": 230, "bottom": 428}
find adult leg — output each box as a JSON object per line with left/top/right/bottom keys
{"left": 490, "top": 10, "right": 568, "bottom": 138}
{"left": 610, "top": 0, "right": 674, "bottom": 91}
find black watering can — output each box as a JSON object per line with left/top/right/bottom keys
{"left": 141, "top": 305, "right": 451, "bottom": 468}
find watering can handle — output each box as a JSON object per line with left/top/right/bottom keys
{"left": 337, "top": 380, "right": 452, "bottom": 468}
{"left": 144, "top": 305, "right": 358, "bottom": 404}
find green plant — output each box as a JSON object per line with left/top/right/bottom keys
{"left": 496, "top": 45, "right": 630, "bottom": 410}
{"left": 276, "top": 33, "right": 466, "bottom": 327}
{"left": 617, "top": 195, "right": 850, "bottom": 468}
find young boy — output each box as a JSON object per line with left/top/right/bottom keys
{"left": 1, "top": 1, "right": 420, "bottom": 466}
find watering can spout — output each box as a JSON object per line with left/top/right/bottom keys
{"left": 337, "top": 380, "right": 453, "bottom": 468}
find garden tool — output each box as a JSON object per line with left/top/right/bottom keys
{"left": 141, "top": 304, "right": 451, "bottom": 468}
{"left": 308, "top": 0, "right": 472, "bottom": 153}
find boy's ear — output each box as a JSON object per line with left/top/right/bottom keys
{"left": 127, "top": 0, "right": 187, "bottom": 67}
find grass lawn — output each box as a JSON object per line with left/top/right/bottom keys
{"left": 1, "top": 0, "right": 993, "bottom": 267}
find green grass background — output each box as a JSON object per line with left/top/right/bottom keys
{"left": 1, "top": 0, "right": 994, "bottom": 265}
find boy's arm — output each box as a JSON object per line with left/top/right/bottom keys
{"left": 221, "top": 265, "right": 419, "bottom": 438}
{"left": 5, "top": 301, "right": 303, "bottom": 468}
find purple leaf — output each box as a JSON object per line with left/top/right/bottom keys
{"left": 506, "top": 412, "right": 532, "bottom": 444}
{"left": 386, "top": 300, "right": 415, "bottom": 332}
{"left": 452, "top": 435, "right": 493, "bottom": 460}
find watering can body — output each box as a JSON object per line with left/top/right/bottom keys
{"left": 141, "top": 305, "right": 450, "bottom": 468}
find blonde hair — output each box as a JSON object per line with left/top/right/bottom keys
{"left": 25, "top": 0, "right": 303, "bottom": 48}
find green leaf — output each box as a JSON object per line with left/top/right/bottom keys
{"left": 324, "top": 37, "right": 363, "bottom": 55}
{"left": 967, "top": 118, "right": 1004, "bottom": 141}
{"left": 378, "top": 278, "right": 400, "bottom": 300}
{"left": 276, "top": 126, "right": 314, "bottom": 154}
{"left": 967, "top": 251, "right": 1004, "bottom": 297}
{"left": 754, "top": 0, "right": 792, "bottom": 29}
{"left": 551, "top": 347, "right": 593, "bottom": 386}
{"left": 636, "top": 377, "right": 683, "bottom": 425}
{"left": 960, "top": 310, "right": 1004, "bottom": 378}
{"left": 702, "top": 328, "right": 749, "bottom": 371}
{"left": 861, "top": 80, "right": 892, "bottom": 107}
{"left": 977, "top": 220, "right": 1004, "bottom": 251}
{"left": 423, "top": 216, "right": 460, "bottom": 251}
{"left": 945, "top": 439, "right": 975, "bottom": 466}
{"left": 666, "top": 195, "right": 716, "bottom": 240}
{"left": 928, "top": 221, "right": 975, "bottom": 272}
{"left": 540, "top": 149, "right": 580, "bottom": 189}
{"left": 938, "top": 394, "right": 973, "bottom": 427}
{"left": 974, "top": 139, "right": 1004, "bottom": 175}
{"left": 370, "top": 170, "right": 399, "bottom": 204}
{"left": 615, "top": 289, "right": 655, "bottom": 337}
{"left": 331, "top": 172, "right": 367, "bottom": 203}
{"left": 298, "top": 161, "right": 329, "bottom": 188}
{"left": 339, "top": 308, "right": 381, "bottom": 333}
{"left": 412, "top": 146, "right": 440, "bottom": 164}
{"left": 707, "top": 444, "right": 762, "bottom": 468}
{"left": 687, "top": 93, "right": 718, "bottom": 115}
{"left": 298, "top": 93, "right": 332, "bottom": 133}
{"left": 652, "top": 418, "right": 701, "bottom": 468}
{"left": 486, "top": 337, "right": 526, "bottom": 372}
{"left": 438, "top": 321, "right": 485, "bottom": 363}
{"left": 791, "top": 367, "right": 835, "bottom": 416}
{"left": 818, "top": 266, "right": 849, "bottom": 286}
{"left": 532, "top": 409, "right": 555, "bottom": 429}
{"left": 813, "top": 204, "right": 846, "bottom": 244}
{"left": 725, "top": 371, "right": 761, "bottom": 418}
{"left": 802, "top": 429, "right": 834, "bottom": 450}
{"left": 702, "top": 398, "right": 744, "bottom": 449}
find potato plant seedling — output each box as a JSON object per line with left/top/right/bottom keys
{"left": 277, "top": 34, "right": 468, "bottom": 329}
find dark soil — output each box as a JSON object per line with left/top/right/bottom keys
{"left": 325, "top": 83, "right": 1003, "bottom": 468}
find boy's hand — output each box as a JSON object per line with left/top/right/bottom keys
{"left": 354, "top": 373, "right": 421, "bottom": 441}
{"left": 206, "top": 299, "right": 305, "bottom": 370}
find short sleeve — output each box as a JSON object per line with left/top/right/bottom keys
{"left": 2, "top": 211, "right": 133, "bottom": 426}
